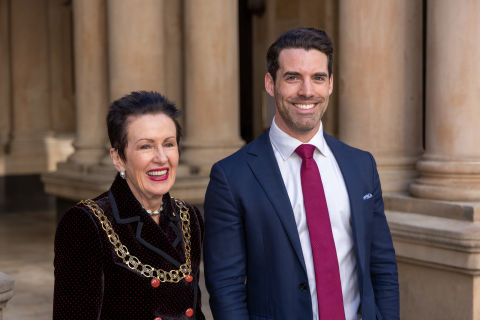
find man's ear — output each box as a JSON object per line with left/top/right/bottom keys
{"left": 265, "top": 72, "right": 275, "bottom": 97}
{"left": 110, "top": 148, "right": 125, "bottom": 172}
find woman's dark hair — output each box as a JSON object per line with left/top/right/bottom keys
{"left": 107, "top": 91, "right": 182, "bottom": 161}
{"left": 266, "top": 27, "right": 333, "bottom": 82}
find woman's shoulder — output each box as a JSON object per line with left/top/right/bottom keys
{"left": 56, "top": 191, "right": 110, "bottom": 234}
{"left": 54, "top": 194, "right": 108, "bottom": 275}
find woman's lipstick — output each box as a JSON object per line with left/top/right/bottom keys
{"left": 147, "top": 168, "right": 169, "bottom": 181}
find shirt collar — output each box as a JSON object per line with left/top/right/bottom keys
{"left": 269, "top": 116, "right": 328, "bottom": 161}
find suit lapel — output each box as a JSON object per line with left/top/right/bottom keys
{"left": 246, "top": 131, "right": 307, "bottom": 274}
{"left": 324, "top": 133, "right": 366, "bottom": 274}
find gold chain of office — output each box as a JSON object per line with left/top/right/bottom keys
{"left": 80, "top": 198, "right": 192, "bottom": 284}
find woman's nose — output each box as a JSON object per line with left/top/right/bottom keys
{"left": 153, "top": 147, "right": 168, "bottom": 162}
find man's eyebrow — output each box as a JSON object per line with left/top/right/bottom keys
{"left": 283, "top": 71, "right": 301, "bottom": 77}
{"left": 282, "top": 71, "right": 329, "bottom": 78}
{"left": 313, "top": 72, "right": 329, "bottom": 77}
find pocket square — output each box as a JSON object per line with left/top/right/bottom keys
{"left": 363, "top": 193, "right": 373, "bottom": 200}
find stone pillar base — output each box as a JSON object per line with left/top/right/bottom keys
{"left": 45, "top": 134, "right": 75, "bottom": 171}
{"left": 43, "top": 162, "right": 115, "bottom": 201}
{"left": 375, "top": 155, "right": 419, "bottom": 193}
{"left": 181, "top": 139, "right": 244, "bottom": 175}
{"left": 6, "top": 135, "right": 51, "bottom": 174}
{"left": 5, "top": 133, "right": 74, "bottom": 174}
{"left": 385, "top": 193, "right": 480, "bottom": 319}
{"left": 0, "top": 150, "right": 6, "bottom": 176}
{"left": 410, "top": 158, "right": 480, "bottom": 201}
{"left": 42, "top": 162, "right": 209, "bottom": 206}
{"left": 67, "top": 148, "right": 106, "bottom": 167}
{"left": 378, "top": 168, "right": 418, "bottom": 194}
{"left": 0, "top": 272, "right": 14, "bottom": 320}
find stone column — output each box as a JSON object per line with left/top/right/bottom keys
{"left": 107, "top": 0, "right": 165, "bottom": 101}
{"left": 338, "top": 0, "right": 423, "bottom": 193}
{"left": 43, "top": 0, "right": 76, "bottom": 172}
{"left": 7, "top": 0, "right": 51, "bottom": 174}
{"left": 0, "top": 0, "right": 11, "bottom": 175}
{"left": 47, "top": 0, "right": 75, "bottom": 134}
{"left": 100, "top": 0, "right": 166, "bottom": 166}
{"left": 385, "top": 3, "right": 480, "bottom": 319}
{"left": 410, "top": 0, "right": 480, "bottom": 201}
{"left": 67, "top": 0, "right": 108, "bottom": 166}
{"left": 164, "top": 0, "right": 184, "bottom": 111}
{"left": 182, "top": 0, "right": 244, "bottom": 174}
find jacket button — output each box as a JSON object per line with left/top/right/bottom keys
{"left": 151, "top": 278, "right": 160, "bottom": 288}
{"left": 299, "top": 283, "right": 308, "bottom": 291}
{"left": 185, "top": 308, "right": 194, "bottom": 317}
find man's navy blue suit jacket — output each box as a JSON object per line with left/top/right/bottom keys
{"left": 204, "top": 130, "right": 399, "bottom": 320}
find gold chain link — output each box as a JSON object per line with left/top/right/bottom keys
{"left": 80, "top": 198, "right": 192, "bottom": 283}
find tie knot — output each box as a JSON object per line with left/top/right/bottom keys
{"left": 295, "top": 144, "right": 316, "bottom": 160}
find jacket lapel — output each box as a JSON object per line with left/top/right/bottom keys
{"left": 246, "top": 131, "right": 307, "bottom": 274}
{"left": 108, "top": 177, "right": 184, "bottom": 268}
{"left": 324, "top": 133, "right": 366, "bottom": 275}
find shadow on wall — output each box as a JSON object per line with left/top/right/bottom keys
{"left": 0, "top": 175, "right": 55, "bottom": 213}
{"left": 0, "top": 134, "right": 75, "bottom": 214}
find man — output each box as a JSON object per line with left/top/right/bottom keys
{"left": 204, "top": 27, "right": 399, "bottom": 320}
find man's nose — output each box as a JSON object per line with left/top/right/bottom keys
{"left": 298, "top": 80, "right": 313, "bottom": 97}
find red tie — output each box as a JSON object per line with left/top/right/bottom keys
{"left": 295, "top": 144, "right": 345, "bottom": 320}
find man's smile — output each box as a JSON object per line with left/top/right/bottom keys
{"left": 293, "top": 103, "right": 315, "bottom": 110}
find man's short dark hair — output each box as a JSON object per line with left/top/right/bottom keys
{"left": 266, "top": 27, "right": 333, "bottom": 81}
{"left": 107, "top": 91, "right": 182, "bottom": 161}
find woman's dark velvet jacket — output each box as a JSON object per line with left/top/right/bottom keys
{"left": 53, "top": 175, "right": 205, "bottom": 320}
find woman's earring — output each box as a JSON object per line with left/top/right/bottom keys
{"left": 120, "top": 171, "right": 126, "bottom": 179}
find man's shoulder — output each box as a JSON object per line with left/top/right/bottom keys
{"left": 324, "top": 132, "right": 372, "bottom": 159}
{"left": 215, "top": 130, "right": 270, "bottom": 167}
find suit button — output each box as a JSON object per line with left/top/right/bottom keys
{"left": 299, "top": 283, "right": 308, "bottom": 291}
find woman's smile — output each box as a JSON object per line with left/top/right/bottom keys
{"left": 147, "top": 168, "right": 169, "bottom": 181}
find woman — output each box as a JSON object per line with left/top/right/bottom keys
{"left": 53, "top": 91, "right": 205, "bottom": 320}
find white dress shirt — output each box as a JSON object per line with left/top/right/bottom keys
{"left": 269, "top": 118, "right": 361, "bottom": 320}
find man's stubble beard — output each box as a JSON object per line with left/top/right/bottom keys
{"left": 275, "top": 92, "right": 328, "bottom": 135}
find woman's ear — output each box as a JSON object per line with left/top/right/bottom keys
{"left": 110, "top": 148, "right": 125, "bottom": 172}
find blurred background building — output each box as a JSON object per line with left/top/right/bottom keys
{"left": 1, "top": 0, "right": 480, "bottom": 319}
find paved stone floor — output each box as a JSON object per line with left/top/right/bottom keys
{"left": 0, "top": 205, "right": 213, "bottom": 319}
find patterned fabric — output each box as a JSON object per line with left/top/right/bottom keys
{"left": 53, "top": 174, "right": 205, "bottom": 320}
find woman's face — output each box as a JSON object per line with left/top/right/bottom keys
{"left": 111, "top": 113, "right": 179, "bottom": 208}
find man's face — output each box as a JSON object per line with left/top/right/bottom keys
{"left": 265, "top": 48, "right": 333, "bottom": 142}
